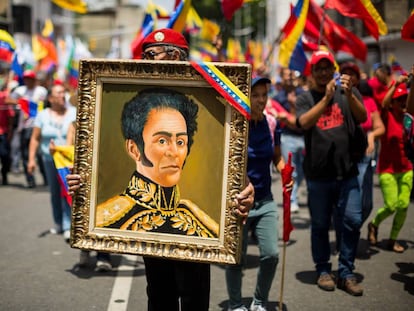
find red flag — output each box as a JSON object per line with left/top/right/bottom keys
{"left": 324, "top": 0, "right": 385, "bottom": 40}
{"left": 402, "top": 12, "right": 414, "bottom": 42}
{"left": 221, "top": 0, "right": 244, "bottom": 21}
{"left": 305, "top": 0, "right": 367, "bottom": 61}
{"left": 281, "top": 152, "right": 294, "bottom": 242}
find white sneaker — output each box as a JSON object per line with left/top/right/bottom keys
{"left": 250, "top": 301, "right": 267, "bottom": 311}
{"left": 228, "top": 306, "right": 248, "bottom": 311}
{"left": 96, "top": 259, "right": 112, "bottom": 272}
{"left": 290, "top": 202, "right": 300, "bottom": 213}
{"left": 63, "top": 230, "right": 71, "bottom": 243}
{"left": 79, "top": 251, "right": 90, "bottom": 267}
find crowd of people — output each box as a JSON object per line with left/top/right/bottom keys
{"left": 1, "top": 27, "right": 413, "bottom": 311}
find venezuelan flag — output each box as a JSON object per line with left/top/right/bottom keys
{"left": 66, "top": 40, "right": 79, "bottom": 89}
{"left": 18, "top": 98, "right": 44, "bottom": 118}
{"left": 166, "top": 0, "right": 192, "bottom": 33}
{"left": 0, "top": 29, "right": 15, "bottom": 63}
{"left": 226, "top": 38, "right": 245, "bottom": 62}
{"left": 191, "top": 61, "right": 250, "bottom": 119}
{"left": 278, "top": 0, "right": 309, "bottom": 74}
{"left": 130, "top": 8, "right": 156, "bottom": 59}
{"left": 53, "top": 145, "right": 75, "bottom": 206}
{"left": 186, "top": 6, "right": 203, "bottom": 33}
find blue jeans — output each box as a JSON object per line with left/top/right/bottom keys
{"left": 43, "top": 156, "right": 71, "bottom": 232}
{"left": 281, "top": 134, "right": 305, "bottom": 206}
{"left": 357, "top": 155, "right": 374, "bottom": 223}
{"left": 225, "top": 198, "right": 279, "bottom": 308}
{"left": 307, "top": 177, "right": 362, "bottom": 279}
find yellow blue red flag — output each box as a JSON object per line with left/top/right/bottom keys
{"left": 278, "top": 0, "right": 309, "bottom": 74}
{"left": 167, "top": 0, "right": 192, "bottom": 33}
{"left": 191, "top": 61, "right": 250, "bottom": 120}
{"left": 52, "top": 145, "right": 75, "bottom": 206}
{"left": 0, "top": 29, "right": 15, "bottom": 63}
{"left": 18, "top": 98, "right": 44, "bottom": 118}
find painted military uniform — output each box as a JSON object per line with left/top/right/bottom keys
{"left": 95, "top": 171, "right": 219, "bottom": 238}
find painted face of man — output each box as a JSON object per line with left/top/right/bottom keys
{"left": 137, "top": 108, "right": 188, "bottom": 187}
{"left": 250, "top": 83, "right": 268, "bottom": 121}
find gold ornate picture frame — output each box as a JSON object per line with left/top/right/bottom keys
{"left": 70, "top": 59, "right": 251, "bottom": 265}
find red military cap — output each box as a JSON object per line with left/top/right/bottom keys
{"left": 141, "top": 28, "right": 189, "bottom": 52}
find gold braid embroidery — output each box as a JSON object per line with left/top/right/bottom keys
{"left": 124, "top": 175, "right": 213, "bottom": 237}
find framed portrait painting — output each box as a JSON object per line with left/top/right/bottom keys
{"left": 70, "top": 59, "right": 251, "bottom": 265}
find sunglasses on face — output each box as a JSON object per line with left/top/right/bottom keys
{"left": 141, "top": 50, "right": 166, "bottom": 60}
{"left": 313, "top": 66, "right": 334, "bottom": 74}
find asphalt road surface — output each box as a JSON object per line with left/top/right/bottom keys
{"left": 1, "top": 170, "right": 413, "bottom": 310}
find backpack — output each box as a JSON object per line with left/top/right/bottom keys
{"left": 333, "top": 89, "right": 367, "bottom": 163}
{"left": 403, "top": 112, "right": 414, "bottom": 161}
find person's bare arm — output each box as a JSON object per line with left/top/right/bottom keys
{"left": 382, "top": 75, "right": 408, "bottom": 109}
{"left": 27, "top": 127, "right": 41, "bottom": 174}
{"left": 366, "top": 110, "right": 385, "bottom": 154}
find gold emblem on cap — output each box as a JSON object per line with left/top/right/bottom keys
{"left": 154, "top": 31, "right": 165, "bottom": 42}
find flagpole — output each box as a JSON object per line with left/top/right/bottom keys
{"left": 279, "top": 241, "right": 287, "bottom": 311}
{"left": 317, "top": 7, "right": 326, "bottom": 48}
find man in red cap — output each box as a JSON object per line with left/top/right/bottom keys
{"left": 67, "top": 28, "right": 254, "bottom": 311}
{"left": 295, "top": 50, "right": 367, "bottom": 296}
{"left": 140, "top": 28, "right": 189, "bottom": 61}
{"left": 6, "top": 69, "right": 48, "bottom": 188}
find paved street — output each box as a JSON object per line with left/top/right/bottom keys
{"left": 1, "top": 170, "right": 413, "bottom": 310}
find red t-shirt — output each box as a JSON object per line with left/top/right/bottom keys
{"left": 368, "top": 76, "right": 393, "bottom": 110}
{"left": 0, "top": 91, "right": 15, "bottom": 135}
{"left": 360, "top": 96, "right": 378, "bottom": 133}
{"left": 378, "top": 109, "right": 413, "bottom": 174}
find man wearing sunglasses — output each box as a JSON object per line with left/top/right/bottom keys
{"left": 140, "top": 28, "right": 189, "bottom": 61}
{"left": 295, "top": 50, "right": 367, "bottom": 296}
{"left": 67, "top": 28, "right": 254, "bottom": 311}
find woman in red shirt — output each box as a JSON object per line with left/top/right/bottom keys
{"left": 367, "top": 66, "right": 414, "bottom": 253}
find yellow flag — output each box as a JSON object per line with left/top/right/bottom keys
{"left": 32, "top": 35, "right": 48, "bottom": 61}
{"left": 52, "top": 0, "right": 87, "bottom": 14}
{"left": 42, "top": 19, "right": 54, "bottom": 38}
{"left": 200, "top": 19, "right": 220, "bottom": 41}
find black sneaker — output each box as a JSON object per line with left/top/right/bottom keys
{"left": 317, "top": 273, "right": 335, "bottom": 291}
{"left": 337, "top": 277, "right": 363, "bottom": 296}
